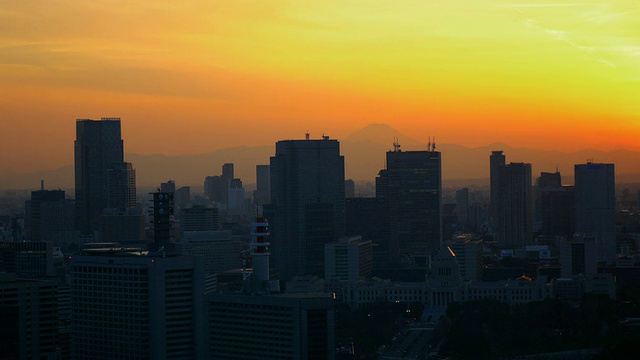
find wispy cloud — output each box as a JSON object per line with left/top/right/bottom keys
{"left": 497, "top": 3, "right": 589, "bottom": 8}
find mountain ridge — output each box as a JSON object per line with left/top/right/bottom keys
{"left": 2, "top": 124, "right": 639, "bottom": 190}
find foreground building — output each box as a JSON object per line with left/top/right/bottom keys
{"left": 207, "top": 293, "right": 335, "bottom": 360}
{"left": 0, "top": 273, "right": 60, "bottom": 360}
{"left": 70, "top": 251, "right": 205, "bottom": 359}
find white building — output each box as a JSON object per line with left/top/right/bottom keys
{"left": 324, "top": 235, "right": 372, "bottom": 281}
{"left": 444, "top": 234, "right": 483, "bottom": 281}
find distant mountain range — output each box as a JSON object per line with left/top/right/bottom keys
{"left": 2, "top": 123, "right": 639, "bottom": 190}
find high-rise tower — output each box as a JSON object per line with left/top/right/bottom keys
{"left": 490, "top": 150, "right": 506, "bottom": 231}
{"left": 490, "top": 151, "right": 532, "bottom": 248}
{"left": 378, "top": 142, "right": 442, "bottom": 268}
{"left": 498, "top": 162, "right": 533, "bottom": 248}
{"left": 74, "top": 118, "right": 124, "bottom": 235}
{"left": 269, "top": 136, "right": 345, "bottom": 279}
{"left": 574, "top": 162, "right": 616, "bottom": 264}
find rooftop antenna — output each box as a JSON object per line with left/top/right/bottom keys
{"left": 305, "top": 131, "right": 310, "bottom": 140}
{"left": 428, "top": 136, "right": 431, "bottom": 152}
{"left": 393, "top": 137, "right": 401, "bottom": 152}
{"left": 432, "top": 137, "right": 436, "bottom": 152}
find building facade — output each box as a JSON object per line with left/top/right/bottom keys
{"left": 269, "top": 137, "right": 345, "bottom": 279}
{"left": 324, "top": 235, "right": 372, "bottom": 281}
{"left": 379, "top": 148, "right": 442, "bottom": 267}
{"left": 207, "top": 293, "right": 335, "bottom": 360}
{"left": 574, "top": 162, "right": 616, "bottom": 264}
{"left": 70, "top": 253, "right": 205, "bottom": 359}
{"left": 74, "top": 118, "right": 125, "bottom": 236}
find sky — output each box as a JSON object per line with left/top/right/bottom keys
{"left": 1, "top": 0, "right": 639, "bottom": 175}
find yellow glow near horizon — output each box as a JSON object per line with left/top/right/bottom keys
{"left": 1, "top": 0, "right": 639, "bottom": 174}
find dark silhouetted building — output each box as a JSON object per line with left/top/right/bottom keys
{"left": 160, "top": 179, "right": 176, "bottom": 194}
{"left": 324, "top": 235, "right": 372, "bottom": 281}
{"left": 536, "top": 172, "right": 575, "bottom": 237}
{"left": 269, "top": 137, "right": 345, "bottom": 279}
{"left": 100, "top": 207, "right": 146, "bottom": 244}
{"left": 456, "top": 188, "right": 469, "bottom": 232}
{"left": 179, "top": 206, "right": 220, "bottom": 233}
{"left": 575, "top": 162, "right": 616, "bottom": 264}
{"left": 345, "top": 197, "right": 388, "bottom": 275}
{"left": 105, "top": 162, "right": 136, "bottom": 210}
{"left": 491, "top": 152, "right": 532, "bottom": 248}
{"left": 0, "top": 241, "right": 56, "bottom": 277}
{"left": 0, "top": 273, "right": 59, "bottom": 359}
{"left": 70, "top": 252, "right": 205, "bottom": 359}
{"left": 490, "top": 150, "right": 506, "bottom": 230}
{"left": 254, "top": 165, "right": 271, "bottom": 207}
{"left": 26, "top": 187, "right": 75, "bottom": 244}
{"left": 344, "top": 179, "right": 355, "bottom": 198}
{"left": 377, "top": 146, "right": 442, "bottom": 267}
{"left": 207, "top": 293, "right": 335, "bottom": 359}
{"left": 74, "top": 118, "right": 124, "bottom": 236}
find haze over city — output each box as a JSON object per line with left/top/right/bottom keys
{"left": 3, "top": 1, "right": 640, "bottom": 359}
{"left": 2, "top": 0, "right": 639, "bottom": 179}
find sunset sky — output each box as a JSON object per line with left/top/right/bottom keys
{"left": 1, "top": 0, "right": 639, "bottom": 175}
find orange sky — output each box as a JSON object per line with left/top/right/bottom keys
{"left": 1, "top": 0, "right": 639, "bottom": 175}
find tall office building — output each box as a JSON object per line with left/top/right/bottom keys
{"left": 499, "top": 163, "right": 533, "bottom": 248}
{"left": 574, "top": 162, "right": 616, "bottom": 264}
{"left": 491, "top": 152, "right": 532, "bottom": 248}
{"left": 26, "top": 187, "right": 75, "bottom": 243}
{"left": 378, "top": 145, "right": 442, "bottom": 267}
{"left": 254, "top": 165, "right": 271, "bottom": 207}
{"left": 269, "top": 137, "right": 345, "bottom": 279}
{"left": 70, "top": 252, "right": 205, "bottom": 359}
{"left": 536, "top": 172, "right": 575, "bottom": 237}
{"left": 204, "top": 163, "right": 238, "bottom": 206}
{"left": 74, "top": 118, "right": 124, "bottom": 235}
{"left": 490, "top": 150, "right": 506, "bottom": 227}
{"left": 455, "top": 188, "right": 469, "bottom": 232}
{"left": 105, "top": 162, "right": 136, "bottom": 210}
{"left": 345, "top": 197, "right": 388, "bottom": 275}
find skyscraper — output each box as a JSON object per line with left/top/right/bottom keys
{"left": 500, "top": 162, "right": 533, "bottom": 247}
{"left": 574, "top": 162, "right": 616, "bottom": 264}
{"left": 254, "top": 165, "right": 271, "bottom": 207}
{"left": 490, "top": 152, "right": 532, "bottom": 248}
{"left": 536, "top": 171, "right": 575, "bottom": 237}
{"left": 490, "top": 150, "right": 506, "bottom": 228}
{"left": 378, "top": 145, "right": 442, "bottom": 267}
{"left": 269, "top": 137, "right": 345, "bottom": 279}
{"left": 105, "top": 162, "right": 136, "bottom": 210}
{"left": 74, "top": 118, "right": 124, "bottom": 235}
{"left": 26, "top": 187, "right": 74, "bottom": 242}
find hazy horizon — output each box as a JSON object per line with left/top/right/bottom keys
{"left": 2, "top": 0, "right": 639, "bottom": 177}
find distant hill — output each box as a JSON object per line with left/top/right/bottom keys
{"left": 2, "top": 124, "right": 639, "bottom": 190}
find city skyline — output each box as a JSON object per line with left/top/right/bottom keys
{"left": 1, "top": 0, "right": 639, "bottom": 177}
